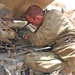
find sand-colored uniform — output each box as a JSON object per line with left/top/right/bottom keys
{"left": 25, "top": 10, "right": 75, "bottom": 74}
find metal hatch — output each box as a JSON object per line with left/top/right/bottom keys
{"left": 0, "top": 0, "right": 54, "bottom": 19}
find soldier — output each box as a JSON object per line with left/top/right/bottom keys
{"left": 24, "top": 5, "right": 75, "bottom": 75}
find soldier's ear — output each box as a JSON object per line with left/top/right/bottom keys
{"left": 35, "top": 15, "right": 43, "bottom": 21}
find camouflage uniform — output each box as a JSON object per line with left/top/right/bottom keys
{"left": 25, "top": 10, "right": 75, "bottom": 74}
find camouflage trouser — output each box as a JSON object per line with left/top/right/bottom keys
{"left": 53, "top": 42, "right": 75, "bottom": 75}
{"left": 25, "top": 43, "right": 75, "bottom": 75}
{"left": 25, "top": 51, "right": 67, "bottom": 74}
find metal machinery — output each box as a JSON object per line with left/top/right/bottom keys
{"left": 0, "top": 18, "right": 34, "bottom": 75}
{"left": 0, "top": 18, "right": 52, "bottom": 75}
{"left": 0, "top": 16, "right": 52, "bottom": 75}
{"left": 0, "top": 0, "right": 54, "bottom": 75}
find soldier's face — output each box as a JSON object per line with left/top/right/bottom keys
{"left": 26, "top": 14, "right": 44, "bottom": 26}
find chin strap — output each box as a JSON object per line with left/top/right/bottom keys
{"left": 18, "top": 22, "right": 30, "bottom": 37}
{"left": 19, "top": 22, "right": 30, "bottom": 31}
